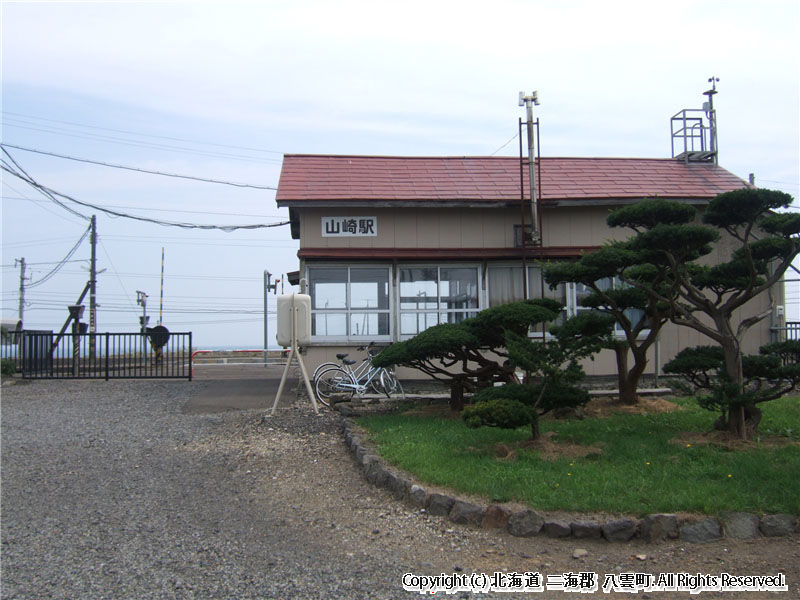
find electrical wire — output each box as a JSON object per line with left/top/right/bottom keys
{"left": 3, "top": 122, "right": 280, "bottom": 164}
{"left": 2, "top": 181, "right": 89, "bottom": 227}
{"left": 26, "top": 224, "right": 92, "bottom": 289}
{"left": 491, "top": 131, "right": 519, "bottom": 156}
{"left": 4, "top": 195, "right": 286, "bottom": 220}
{"left": 1, "top": 143, "right": 278, "bottom": 190}
{"left": 99, "top": 239, "right": 138, "bottom": 314}
{"left": 2, "top": 111, "right": 284, "bottom": 156}
{"left": 1, "top": 149, "right": 290, "bottom": 231}
{"left": 1, "top": 151, "right": 89, "bottom": 221}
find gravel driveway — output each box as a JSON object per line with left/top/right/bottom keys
{"left": 2, "top": 379, "right": 798, "bottom": 599}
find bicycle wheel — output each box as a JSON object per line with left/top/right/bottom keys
{"left": 379, "top": 369, "right": 405, "bottom": 400}
{"left": 312, "top": 361, "right": 340, "bottom": 384}
{"left": 314, "top": 367, "right": 355, "bottom": 407}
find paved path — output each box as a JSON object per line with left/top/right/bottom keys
{"left": 184, "top": 363, "right": 297, "bottom": 414}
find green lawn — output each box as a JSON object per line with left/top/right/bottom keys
{"left": 357, "top": 396, "right": 800, "bottom": 516}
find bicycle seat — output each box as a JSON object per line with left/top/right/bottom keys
{"left": 336, "top": 353, "right": 349, "bottom": 360}
{"left": 342, "top": 359, "right": 356, "bottom": 366}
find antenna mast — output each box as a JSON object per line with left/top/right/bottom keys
{"left": 703, "top": 76, "right": 720, "bottom": 165}
{"left": 519, "top": 91, "right": 541, "bottom": 245}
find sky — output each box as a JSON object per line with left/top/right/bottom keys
{"left": 1, "top": 0, "right": 798, "bottom": 349}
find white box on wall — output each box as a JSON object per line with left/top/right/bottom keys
{"left": 276, "top": 294, "right": 312, "bottom": 347}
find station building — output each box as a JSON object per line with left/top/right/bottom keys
{"left": 275, "top": 153, "right": 781, "bottom": 379}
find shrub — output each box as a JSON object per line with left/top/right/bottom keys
{"left": 1, "top": 359, "right": 16, "bottom": 377}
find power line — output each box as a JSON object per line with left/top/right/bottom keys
{"left": 1, "top": 152, "right": 89, "bottom": 221}
{"left": 2, "top": 121, "right": 280, "bottom": 164}
{"left": 490, "top": 131, "right": 519, "bottom": 156}
{"left": 2, "top": 111, "right": 284, "bottom": 156}
{"left": 2, "top": 181, "right": 89, "bottom": 227}
{"left": 4, "top": 195, "right": 286, "bottom": 219}
{"left": 1, "top": 143, "right": 278, "bottom": 190}
{"left": 1, "top": 149, "right": 290, "bottom": 231}
{"left": 27, "top": 224, "right": 91, "bottom": 289}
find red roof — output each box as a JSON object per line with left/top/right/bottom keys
{"left": 276, "top": 155, "right": 748, "bottom": 205}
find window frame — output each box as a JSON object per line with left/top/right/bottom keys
{"left": 306, "top": 264, "right": 392, "bottom": 343}
{"left": 567, "top": 276, "right": 647, "bottom": 337}
{"left": 397, "top": 264, "right": 481, "bottom": 340}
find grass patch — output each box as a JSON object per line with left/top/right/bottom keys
{"left": 357, "top": 396, "right": 800, "bottom": 515}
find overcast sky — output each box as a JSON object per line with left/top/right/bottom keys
{"left": 2, "top": 0, "right": 798, "bottom": 348}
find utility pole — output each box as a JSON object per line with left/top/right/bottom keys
{"left": 137, "top": 290, "right": 149, "bottom": 361}
{"left": 264, "top": 271, "right": 278, "bottom": 366}
{"left": 159, "top": 247, "right": 165, "bottom": 325}
{"left": 15, "top": 257, "right": 26, "bottom": 327}
{"left": 89, "top": 215, "right": 98, "bottom": 359}
{"left": 519, "top": 91, "right": 541, "bottom": 244}
{"left": 90, "top": 215, "right": 97, "bottom": 335}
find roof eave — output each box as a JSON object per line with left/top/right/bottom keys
{"left": 276, "top": 199, "right": 521, "bottom": 209}
{"left": 278, "top": 197, "right": 715, "bottom": 209}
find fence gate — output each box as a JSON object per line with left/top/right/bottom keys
{"left": 9, "top": 331, "right": 192, "bottom": 380}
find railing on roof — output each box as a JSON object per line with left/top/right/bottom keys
{"left": 671, "top": 108, "right": 716, "bottom": 163}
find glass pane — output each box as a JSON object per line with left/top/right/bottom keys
{"left": 349, "top": 313, "right": 389, "bottom": 337}
{"left": 350, "top": 268, "right": 389, "bottom": 309}
{"left": 400, "top": 312, "right": 439, "bottom": 336}
{"left": 488, "top": 266, "right": 524, "bottom": 306}
{"left": 624, "top": 308, "right": 645, "bottom": 330}
{"left": 575, "top": 282, "right": 593, "bottom": 309}
{"left": 596, "top": 277, "right": 612, "bottom": 292}
{"left": 442, "top": 311, "right": 477, "bottom": 324}
{"left": 311, "top": 313, "right": 347, "bottom": 336}
{"left": 400, "top": 268, "right": 438, "bottom": 310}
{"left": 529, "top": 266, "right": 567, "bottom": 307}
{"left": 440, "top": 267, "right": 478, "bottom": 309}
{"left": 309, "top": 268, "right": 347, "bottom": 309}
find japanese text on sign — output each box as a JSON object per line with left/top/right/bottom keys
{"left": 321, "top": 216, "right": 377, "bottom": 237}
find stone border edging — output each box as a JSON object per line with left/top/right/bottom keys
{"left": 342, "top": 420, "right": 798, "bottom": 544}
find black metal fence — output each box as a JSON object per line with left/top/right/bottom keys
{"left": 2, "top": 331, "right": 192, "bottom": 380}
{"left": 782, "top": 322, "right": 800, "bottom": 341}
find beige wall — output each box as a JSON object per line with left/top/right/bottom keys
{"left": 300, "top": 204, "right": 673, "bottom": 250}
{"left": 294, "top": 204, "right": 784, "bottom": 380}
{"left": 300, "top": 206, "right": 522, "bottom": 249}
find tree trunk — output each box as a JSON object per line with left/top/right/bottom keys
{"left": 618, "top": 377, "right": 640, "bottom": 406}
{"left": 727, "top": 403, "right": 762, "bottom": 439}
{"left": 530, "top": 414, "right": 540, "bottom": 441}
{"left": 614, "top": 345, "right": 640, "bottom": 405}
{"left": 449, "top": 380, "right": 465, "bottom": 412}
{"left": 720, "top": 336, "right": 748, "bottom": 439}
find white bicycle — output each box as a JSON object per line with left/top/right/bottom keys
{"left": 313, "top": 343, "right": 404, "bottom": 407}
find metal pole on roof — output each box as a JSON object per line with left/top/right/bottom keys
{"left": 519, "top": 91, "right": 541, "bottom": 244}
{"left": 519, "top": 118, "right": 529, "bottom": 299}
{"left": 703, "top": 77, "right": 719, "bottom": 165}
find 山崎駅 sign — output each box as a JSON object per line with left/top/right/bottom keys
{"left": 321, "top": 216, "right": 377, "bottom": 237}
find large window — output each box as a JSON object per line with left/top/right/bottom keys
{"left": 571, "top": 277, "right": 645, "bottom": 334}
{"left": 488, "top": 265, "right": 567, "bottom": 307}
{"left": 399, "top": 266, "right": 479, "bottom": 337}
{"left": 308, "top": 266, "right": 390, "bottom": 340}
{"left": 306, "top": 262, "right": 652, "bottom": 343}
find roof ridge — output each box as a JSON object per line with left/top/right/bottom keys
{"left": 282, "top": 154, "right": 713, "bottom": 163}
